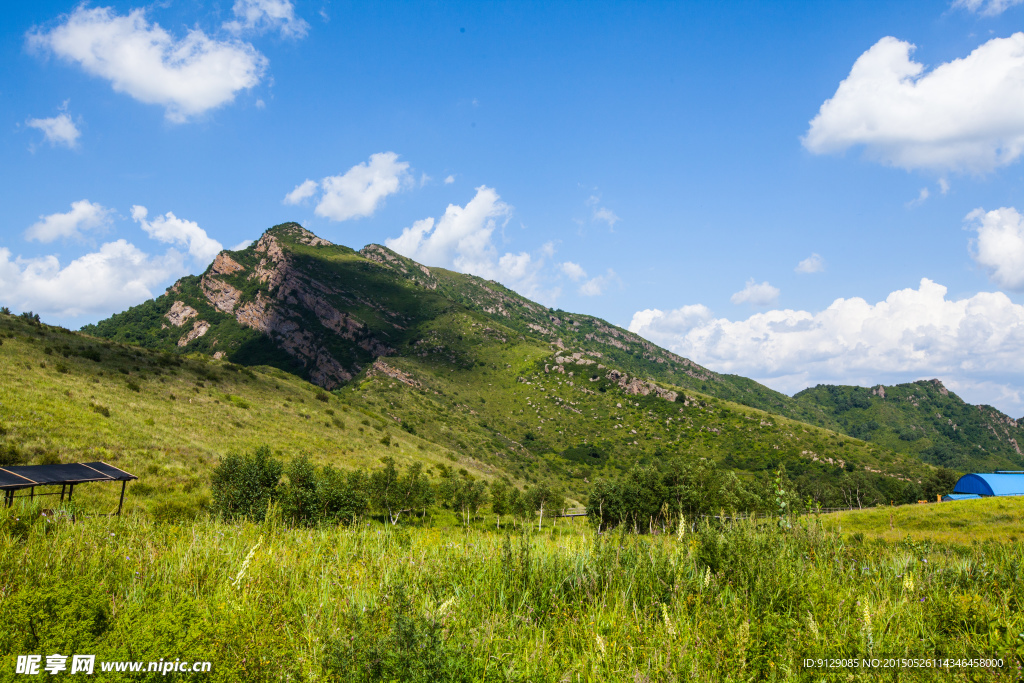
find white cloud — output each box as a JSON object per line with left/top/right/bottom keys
{"left": 593, "top": 207, "right": 620, "bottom": 228}
{"left": 0, "top": 241, "right": 183, "bottom": 319}
{"left": 444, "top": 175, "right": 455, "bottom": 184}
{"left": 231, "top": 239, "right": 253, "bottom": 251}
{"left": 795, "top": 253, "right": 825, "bottom": 274}
{"left": 586, "top": 195, "right": 620, "bottom": 229}
{"left": 629, "top": 278, "right": 1024, "bottom": 412}
{"left": 28, "top": 6, "right": 267, "bottom": 123}
{"left": 385, "top": 186, "right": 558, "bottom": 302}
{"left": 907, "top": 187, "right": 930, "bottom": 207}
{"left": 579, "top": 269, "right": 619, "bottom": 297}
{"left": 131, "top": 205, "right": 223, "bottom": 264}
{"left": 26, "top": 107, "right": 80, "bottom": 148}
{"left": 803, "top": 33, "right": 1024, "bottom": 172}
{"left": 224, "top": 0, "right": 309, "bottom": 38}
{"left": 968, "top": 206, "right": 1024, "bottom": 290}
{"left": 953, "top": 0, "right": 1024, "bottom": 16}
{"left": 560, "top": 261, "right": 587, "bottom": 281}
{"left": 730, "top": 278, "right": 780, "bottom": 306}
{"left": 313, "top": 152, "right": 412, "bottom": 222}
{"left": 283, "top": 179, "right": 317, "bottom": 205}
{"left": 939, "top": 177, "right": 950, "bottom": 194}
{"left": 25, "top": 200, "right": 113, "bottom": 243}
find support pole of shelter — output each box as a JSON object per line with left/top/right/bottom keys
{"left": 68, "top": 484, "right": 74, "bottom": 502}
{"left": 30, "top": 486, "right": 34, "bottom": 502}
{"left": 60, "top": 484, "right": 66, "bottom": 503}
{"left": 117, "top": 481, "right": 126, "bottom": 516}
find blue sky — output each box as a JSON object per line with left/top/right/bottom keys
{"left": 5, "top": 0, "right": 1024, "bottom": 413}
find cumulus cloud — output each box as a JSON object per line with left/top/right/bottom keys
{"left": 803, "top": 33, "right": 1024, "bottom": 172}
{"left": 730, "top": 278, "right": 780, "bottom": 306}
{"left": 560, "top": 261, "right": 587, "bottom": 281}
{"left": 25, "top": 200, "right": 113, "bottom": 243}
{"left": 953, "top": 0, "right": 1024, "bottom": 16}
{"left": 26, "top": 106, "right": 80, "bottom": 148}
{"left": 131, "top": 205, "right": 223, "bottom": 264}
{"left": 312, "top": 152, "right": 412, "bottom": 222}
{"left": 224, "top": 0, "right": 309, "bottom": 38}
{"left": 795, "top": 253, "right": 825, "bottom": 274}
{"left": 629, "top": 279, "right": 1024, "bottom": 412}
{"left": 939, "top": 178, "right": 951, "bottom": 194}
{"left": 968, "top": 206, "right": 1024, "bottom": 290}
{"left": 444, "top": 175, "right": 455, "bottom": 184}
{"left": 386, "top": 186, "right": 558, "bottom": 302}
{"left": 578, "top": 269, "right": 619, "bottom": 297}
{"left": 283, "top": 179, "right": 317, "bottom": 205}
{"left": 0, "top": 241, "right": 183, "bottom": 319}
{"left": 28, "top": 6, "right": 267, "bottom": 122}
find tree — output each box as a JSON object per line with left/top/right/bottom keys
{"left": 526, "top": 483, "right": 563, "bottom": 530}
{"left": 280, "top": 455, "right": 320, "bottom": 526}
{"left": 453, "top": 476, "right": 487, "bottom": 526}
{"left": 210, "top": 445, "right": 283, "bottom": 521}
{"left": 490, "top": 480, "right": 510, "bottom": 529}
{"left": 370, "top": 457, "right": 431, "bottom": 525}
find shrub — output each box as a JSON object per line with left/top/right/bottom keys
{"left": 126, "top": 380, "right": 141, "bottom": 392}
{"left": 324, "top": 583, "right": 468, "bottom": 682}
{"left": 0, "top": 443, "right": 24, "bottom": 466}
{"left": 210, "top": 445, "right": 282, "bottom": 521}
{"left": 55, "top": 362, "right": 69, "bottom": 374}
{"left": 315, "top": 390, "right": 330, "bottom": 403}
{"left": 37, "top": 452, "right": 61, "bottom": 466}
{"left": 90, "top": 403, "right": 111, "bottom": 418}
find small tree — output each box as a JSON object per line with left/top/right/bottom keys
{"left": 526, "top": 483, "right": 563, "bottom": 530}
{"left": 370, "top": 457, "right": 431, "bottom": 525}
{"left": 210, "top": 445, "right": 283, "bottom": 521}
{"left": 490, "top": 480, "right": 510, "bottom": 529}
{"left": 279, "top": 456, "right": 320, "bottom": 526}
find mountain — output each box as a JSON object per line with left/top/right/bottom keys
{"left": 794, "top": 380, "right": 1024, "bottom": 472}
{"left": 83, "top": 223, "right": 830, "bottom": 423}
{"left": 65, "top": 223, "right": 951, "bottom": 508}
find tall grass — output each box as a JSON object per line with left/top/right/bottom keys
{"left": 1, "top": 504, "right": 1021, "bottom": 681}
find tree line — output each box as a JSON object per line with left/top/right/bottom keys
{"left": 210, "top": 446, "right": 565, "bottom": 528}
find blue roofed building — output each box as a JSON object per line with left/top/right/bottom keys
{"left": 950, "top": 472, "right": 1024, "bottom": 498}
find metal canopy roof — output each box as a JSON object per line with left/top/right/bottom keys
{"left": 0, "top": 462, "right": 137, "bottom": 491}
{"left": 953, "top": 472, "right": 1024, "bottom": 497}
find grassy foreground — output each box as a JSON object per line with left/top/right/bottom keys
{"left": 2, "top": 506, "right": 1022, "bottom": 682}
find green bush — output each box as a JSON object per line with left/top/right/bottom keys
{"left": 323, "top": 583, "right": 469, "bottom": 682}
{"left": 210, "top": 445, "right": 282, "bottom": 521}
{"left": 0, "top": 443, "right": 24, "bottom": 466}
{"left": 90, "top": 403, "right": 111, "bottom": 418}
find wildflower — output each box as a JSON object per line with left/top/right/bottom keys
{"left": 703, "top": 566, "right": 711, "bottom": 588}
{"left": 661, "top": 604, "right": 676, "bottom": 636}
{"left": 595, "top": 634, "right": 606, "bottom": 656}
{"left": 903, "top": 574, "right": 915, "bottom": 592}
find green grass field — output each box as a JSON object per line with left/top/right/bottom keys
{"left": 824, "top": 495, "right": 1024, "bottom": 544}
{"left": 1, "top": 502, "right": 1022, "bottom": 682}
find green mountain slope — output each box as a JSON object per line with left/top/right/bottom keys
{"left": 794, "top": 380, "right": 1024, "bottom": 472}
{"left": 82, "top": 223, "right": 832, "bottom": 426}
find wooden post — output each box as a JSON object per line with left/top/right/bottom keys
{"left": 117, "top": 481, "right": 127, "bottom": 516}
{"left": 60, "top": 484, "right": 66, "bottom": 503}
{"left": 68, "top": 484, "right": 74, "bottom": 502}
{"left": 30, "top": 486, "right": 34, "bottom": 502}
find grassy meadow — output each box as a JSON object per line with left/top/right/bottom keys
{"left": 1, "top": 501, "right": 1023, "bottom": 682}
{"left": 824, "top": 495, "right": 1024, "bottom": 545}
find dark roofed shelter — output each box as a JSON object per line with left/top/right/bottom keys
{"left": 0, "top": 462, "right": 138, "bottom": 515}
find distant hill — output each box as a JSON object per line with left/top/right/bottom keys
{"left": 794, "top": 380, "right": 1024, "bottom": 472}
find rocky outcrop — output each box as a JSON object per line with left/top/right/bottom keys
{"left": 872, "top": 385, "right": 886, "bottom": 399}
{"left": 367, "top": 359, "right": 421, "bottom": 387}
{"left": 177, "top": 320, "right": 210, "bottom": 347}
{"left": 605, "top": 369, "right": 678, "bottom": 402}
{"left": 211, "top": 253, "right": 245, "bottom": 277}
{"left": 165, "top": 301, "right": 198, "bottom": 327}
{"left": 201, "top": 276, "right": 243, "bottom": 314}
{"left": 360, "top": 244, "right": 438, "bottom": 290}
